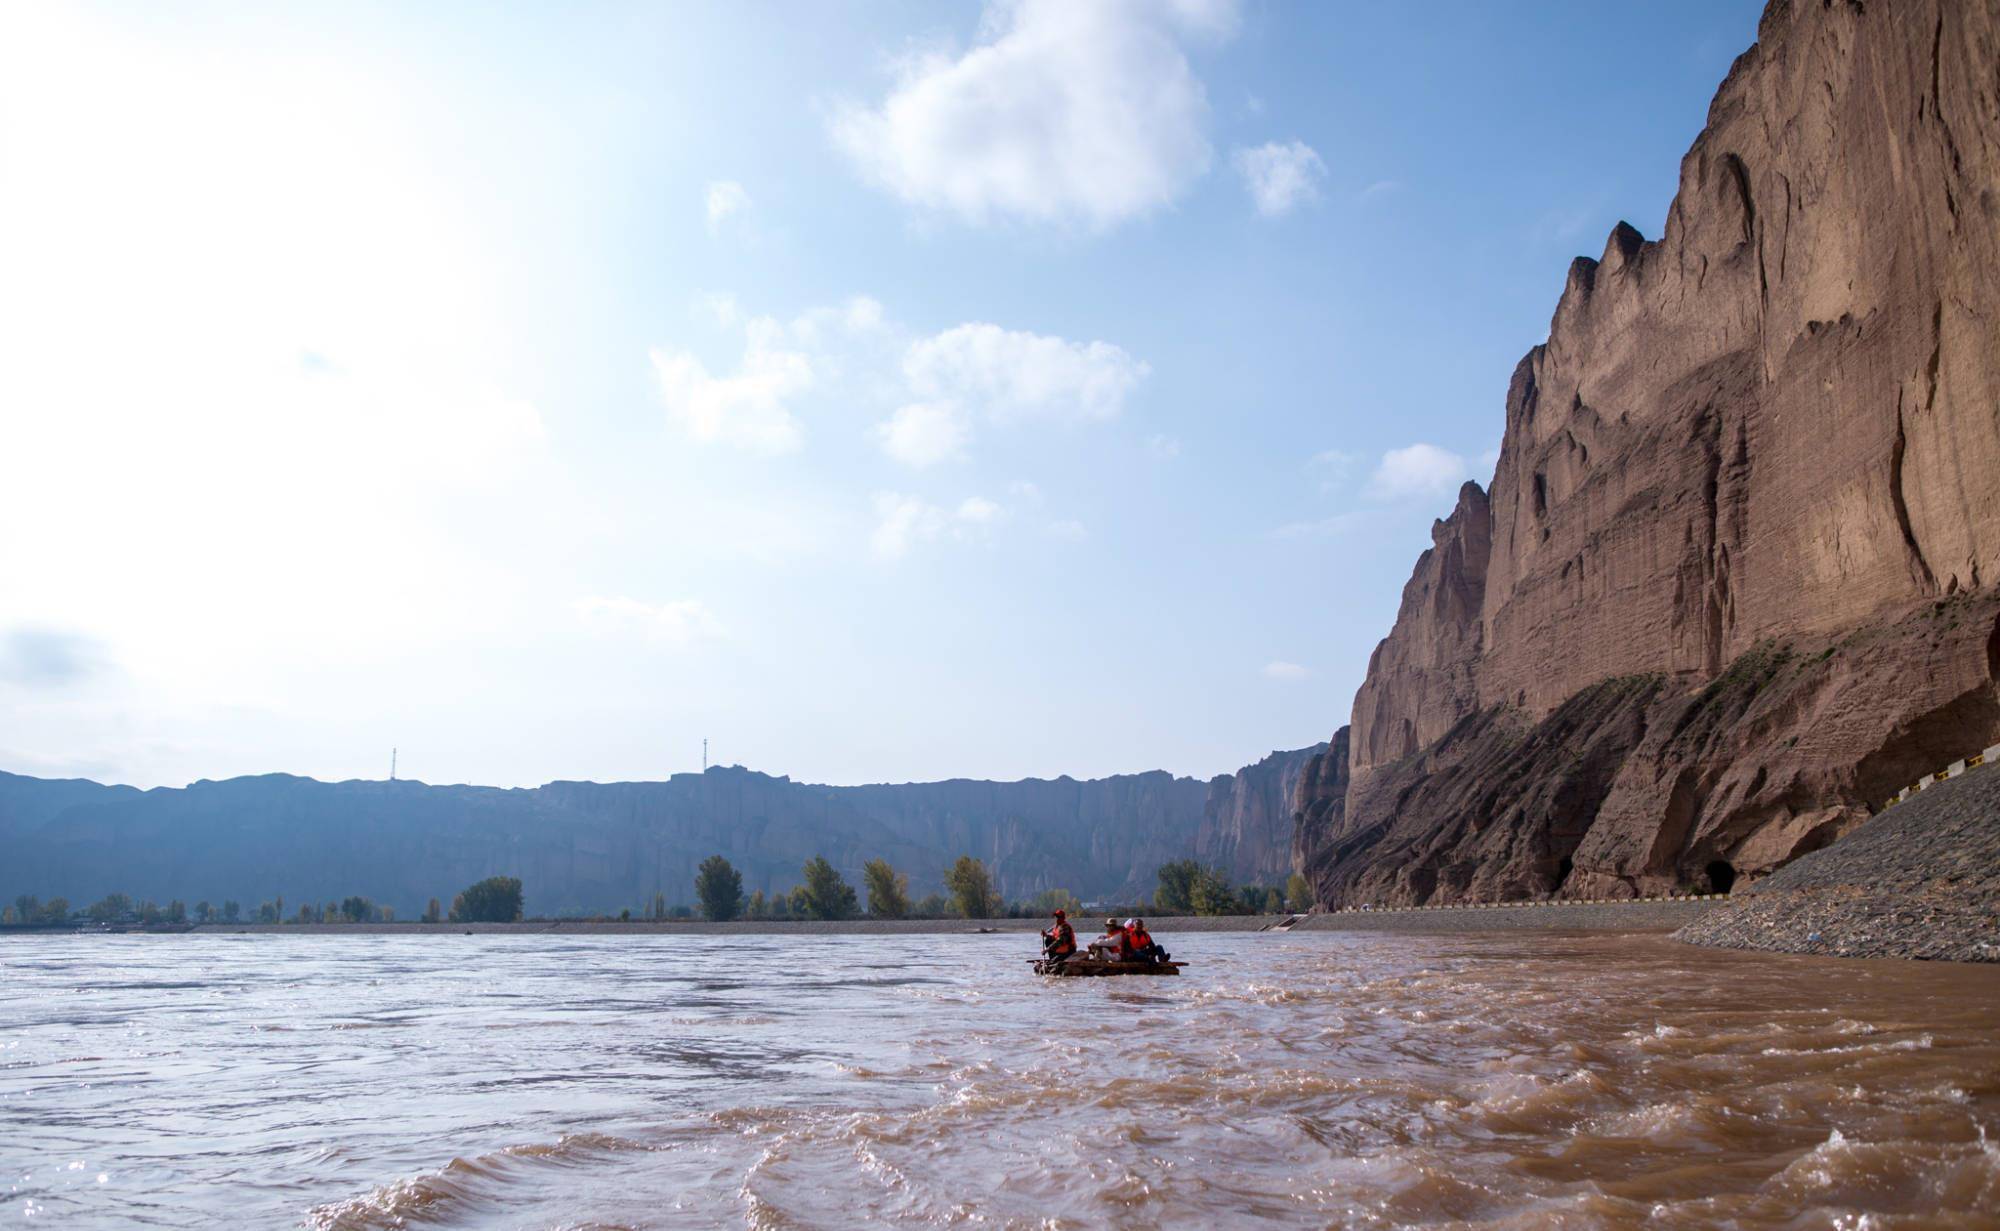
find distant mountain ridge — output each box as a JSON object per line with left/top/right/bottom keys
{"left": 1, "top": 749, "right": 1317, "bottom": 916}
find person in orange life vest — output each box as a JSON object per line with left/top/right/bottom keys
{"left": 1041, "top": 909, "right": 1077, "bottom": 961}
{"left": 1088, "top": 916, "right": 1134, "bottom": 960}
{"left": 1125, "top": 917, "right": 1167, "bottom": 964}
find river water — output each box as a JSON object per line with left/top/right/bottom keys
{"left": 5, "top": 930, "right": 1999, "bottom": 1229}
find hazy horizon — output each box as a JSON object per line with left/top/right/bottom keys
{"left": 0, "top": 0, "right": 1763, "bottom": 790}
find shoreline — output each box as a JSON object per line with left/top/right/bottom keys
{"left": 5, "top": 900, "right": 1721, "bottom": 938}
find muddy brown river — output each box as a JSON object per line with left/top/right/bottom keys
{"left": 5, "top": 930, "right": 1998, "bottom": 1228}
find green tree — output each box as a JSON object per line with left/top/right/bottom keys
{"left": 194, "top": 901, "right": 213, "bottom": 923}
{"left": 1024, "top": 887, "right": 1083, "bottom": 917}
{"left": 450, "top": 876, "right": 524, "bottom": 923}
{"left": 14, "top": 895, "right": 38, "bottom": 923}
{"left": 298, "top": 903, "right": 316, "bottom": 923}
{"left": 340, "top": 896, "right": 374, "bottom": 923}
{"left": 945, "top": 856, "right": 1001, "bottom": 919}
{"left": 862, "top": 859, "right": 911, "bottom": 919}
{"left": 257, "top": 901, "right": 277, "bottom": 923}
{"left": 423, "top": 897, "right": 441, "bottom": 924}
{"left": 38, "top": 897, "right": 69, "bottom": 922}
{"left": 1155, "top": 860, "right": 1201, "bottom": 914}
{"left": 744, "top": 889, "right": 768, "bottom": 920}
{"left": 912, "top": 893, "right": 948, "bottom": 919}
{"left": 223, "top": 900, "right": 241, "bottom": 922}
{"left": 1285, "top": 872, "right": 1314, "bottom": 913}
{"left": 798, "top": 856, "right": 859, "bottom": 920}
{"left": 695, "top": 855, "right": 745, "bottom": 922}
{"left": 1189, "top": 867, "right": 1237, "bottom": 916}
{"left": 88, "top": 893, "right": 133, "bottom": 922}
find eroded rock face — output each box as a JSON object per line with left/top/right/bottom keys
{"left": 1303, "top": 0, "right": 2000, "bottom": 908}
{"left": 1197, "top": 742, "right": 1327, "bottom": 887}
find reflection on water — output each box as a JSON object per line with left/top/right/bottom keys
{"left": 5, "top": 931, "right": 1999, "bottom": 1228}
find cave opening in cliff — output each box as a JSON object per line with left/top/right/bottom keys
{"left": 1706, "top": 860, "right": 1737, "bottom": 894}
{"left": 1554, "top": 856, "right": 1573, "bottom": 892}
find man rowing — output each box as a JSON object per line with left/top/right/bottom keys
{"left": 1041, "top": 909, "right": 1077, "bottom": 964}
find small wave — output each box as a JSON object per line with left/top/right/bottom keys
{"left": 1760, "top": 1033, "right": 1934, "bottom": 1058}
{"left": 306, "top": 1133, "right": 652, "bottom": 1230}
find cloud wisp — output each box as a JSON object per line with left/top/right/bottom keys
{"left": 705, "top": 180, "right": 751, "bottom": 234}
{"left": 1365, "top": 443, "right": 1470, "bottom": 501}
{"left": 0, "top": 627, "right": 106, "bottom": 687}
{"left": 830, "top": 0, "right": 1240, "bottom": 228}
{"left": 573, "top": 597, "right": 726, "bottom": 645}
{"left": 1234, "top": 140, "right": 1327, "bottom": 216}
{"left": 870, "top": 491, "right": 1006, "bottom": 560}
{"left": 655, "top": 295, "right": 1147, "bottom": 469}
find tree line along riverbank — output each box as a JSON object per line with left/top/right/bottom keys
{"left": 4, "top": 855, "right": 1315, "bottom": 933}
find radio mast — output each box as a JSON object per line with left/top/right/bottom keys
{"left": 390, "top": 748, "right": 397, "bottom": 781}
{"left": 702, "top": 738, "right": 708, "bottom": 772}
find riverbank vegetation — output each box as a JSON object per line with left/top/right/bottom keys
{"left": 2, "top": 858, "right": 1314, "bottom": 931}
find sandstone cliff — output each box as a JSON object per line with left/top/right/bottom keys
{"left": 1302, "top": 0, "right": 2000, "bottom": 907}
{"left": 1196, "top": 742, "right": 1326, "bottom": 887}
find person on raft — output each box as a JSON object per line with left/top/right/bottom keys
{"left": 1087, "top": 917, "right": 1135, "bottom": 961}
{"left": 1125, "top": 917, "right": 1168, "bottom": 964}
{"left": 1041, "top": 909, "right": 1077, "bottom": 963}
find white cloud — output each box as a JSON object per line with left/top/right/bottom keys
{"left": 955, "top": 496, "right": 1003, "bottom": 524}
{"left": 1234, "top": 140, "right": 1327, "bottom": 217}
{"left": 829, "top": 0, "right": 1239, "bottom": 228}
{"left": 705, "top": 180, "right": 750, "bottom": 233}
{"left": 876, "top": 402, "right": 971, "bottom": 467}
{"left": 1146, "top": 434, "right": 1182, "bottom": 460}
{"left": 650, "top": 319, "right": 812, "bottom": 453}
{"left": 1366, "top": 443, "right": 1469, "bottom": 501}
{"left": 904, "top": 323, "right": 1148, "bottom": 422}
{"left": 870, "top": 492, "right": 1007, "bottom": 560}
{"left": 1262, "top": 660, "right": 1311, "bottom": 680}
{"left": 1273, "top": 510, "right": 1381, "bottom": 539}
{"left": 1307, "top": 448, "right": 1355, "bottom": 490}
{"left": 663, "top": 295, "right": 1144, "bottom": 471}
{"left": 573, "top": 597, "right": 726, "bottom": 645}
{"left": 1046, "top": 518, "right": 1088, "bottom": 540}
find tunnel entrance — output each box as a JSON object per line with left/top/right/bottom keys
{"left": 1706, "top": 860, "right": 1737, "bottom": 894}
{"left": 1553, "top": 855, "right": 1574, "bottom": 893}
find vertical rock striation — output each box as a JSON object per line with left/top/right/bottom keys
{"left": 1303, "top": 0, "right": 2000, "bottom": 907}
{"left": 1197, "top": 742, "right": 1327, "bottom": 887}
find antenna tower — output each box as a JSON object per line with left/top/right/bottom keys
{"left": 390, "top": 747, "right": 397, "bottom": 781}
{"left": 702, "top": 738, "right": 708, "bottom": 772}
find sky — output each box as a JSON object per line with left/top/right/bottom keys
{"left": 0, "top": 0, "right": 1765, "bottom": 790}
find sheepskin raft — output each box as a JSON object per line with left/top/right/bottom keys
{"left": 1030, "top": 957, "right": 1184, "bottom": 977}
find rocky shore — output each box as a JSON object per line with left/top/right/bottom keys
{"left": 1676, "top": 765, "right": 2000, "bottom": 963}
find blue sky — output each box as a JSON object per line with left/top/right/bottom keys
{"left": 0, "top": 0, "right": 1763, "bottom": 789}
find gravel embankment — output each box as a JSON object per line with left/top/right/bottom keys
{"left": 1295, "top": 899, "right": 1716, "bottom": 934}
{"left": 1676, "top": 764, "right": 2000, "bottom": 962}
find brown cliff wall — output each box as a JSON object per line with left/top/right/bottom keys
{"left": 1196, "top": 742, "right": 1326, "bottom": 887}
{"left": 1308, "top": 0, "right": 2000, "bottom": 907}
